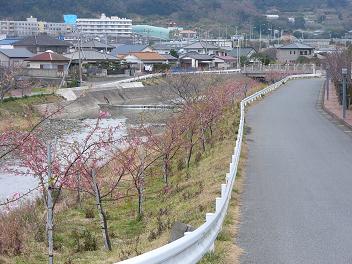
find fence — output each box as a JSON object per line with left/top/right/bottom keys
{"left": 114, "top": 72, "right": 321, "bottom": 264}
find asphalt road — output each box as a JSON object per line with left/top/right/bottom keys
{"left": 238, "top": 78, "right": 352, "bottom": 264}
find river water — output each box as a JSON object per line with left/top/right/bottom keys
{"left": 0, "top": 117, "right": 127, "bottom": 203}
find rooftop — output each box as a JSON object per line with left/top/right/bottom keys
{"left": 0, "top": 48, "right": 34, "bottom": 58}
{"left": 129, "top": 52, "right": 167, "bottom": 61}
{"left": 66, "top": 50, "right": 118, "bottom": 61}
{"left": 25, "top": 50, "right": 69, "bottom": 61}
{"left": 111, "top": 44, "right": 150, "bottom": 56}
{"left": 14, "top": 35, "right": 70, "bottom": 47}
{"left": 180, "top": 51, "right": 213, "bottom": 60}
{"left": 183, "top": 41, "right": 219, "bottom": 50}
{"left": 81, "top": 40, "right": 114, "bottom": 49}
{"left": 278, "top": 43, "right": 314, "bottom": 50}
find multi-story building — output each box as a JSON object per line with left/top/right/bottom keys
{"left": 0, "top": 16, "right": 73, "bottom": 37}
{"left": 76, "top": 13, "right": 132, "bottom": 37}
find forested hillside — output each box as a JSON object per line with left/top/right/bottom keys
{"left": 0, "top": 0, "right": 351, "bottom": 27}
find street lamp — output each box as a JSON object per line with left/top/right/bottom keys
{"left": 342, "top": 68, "right": 348, "bottom": 119}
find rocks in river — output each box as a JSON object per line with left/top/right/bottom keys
{"left": 38, "top": 119, "right": 82, "bottom": 141}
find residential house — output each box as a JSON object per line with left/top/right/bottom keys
{"left": 66, "top": 50, "right": 118, "bottom": 63}
{"left": 212, "top": 55, "right": 236, "bottom": 69}
{"left": 180, "top": 41, "right": 220, "bottom": 55}
{"left": 152, "top": 43, "right": 173, "bottom": 55}
{"left": 13, "top": 35, "right": 70, "bottom": 54}
{"left": 179, "top": 52, "right": 214, "bottom": 70}
{"left": 277, "top": 43, "right": 314, "bottom": 63}
{"left": 65, "top": 50, "right": 119, "bottom": 76}
{"left": 161, "top": 54, "right": 178, "bottom": 64}
{"left": 25, "top": 50, "right": 70, "bottom": 77}
{"left": 179, "top": 30, "right": 197, "bottom": 39}
{"left": 110, "top": 44, "right": 153, "bottom": 57}
{"left": 228, "top": 47, "right": 256, "bottom": 59}
{"left": 123, "top": 51, "right": 167, "bottom": 72}
{"left": 80, "top": 40, "right": 114, "bottom": 52}
{"left": 0, "top": 48, "right": 34, "bottom": 67}
{"left": 0, "top": 38, "right": 20, "bottom": 49}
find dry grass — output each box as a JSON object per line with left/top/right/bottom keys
{"left": 0, "top": 94, "right": 60, "bottom": 131}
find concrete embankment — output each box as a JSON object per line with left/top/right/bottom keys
{"left": 43, "top": 82, "right": 168, "bottom": 119}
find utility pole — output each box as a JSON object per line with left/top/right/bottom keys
{"left": 259, "top": 25, "right": 262, "bottom": 51}
{"left": 78, "top": 32, "right": 83, "bottom": 86}
{"left": 342, "top": 68, "right": 348, "bottom": 119}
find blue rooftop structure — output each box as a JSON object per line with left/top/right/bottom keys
{"left": 0, "top": 38, "right": 21, "bottom": 45}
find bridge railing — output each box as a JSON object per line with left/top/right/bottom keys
{"left": 114, "top": 72, "right": 321, "bottom": 264}
{"left": 242, "top": 64, "right": 316, "bottom": 74}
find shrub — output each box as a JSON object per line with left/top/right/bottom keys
{"left": 194, "top": 152, "right": 202, "bottom": 163}
{"left": 84, "top": 207, "right": 95, "bottom": 219}
{"left": 83, "top": 230, "right": 97, "bottom": 251}
{"left": 0, "top": 212, "right": 25, "bottom": 256}
{"left": 177, "top": 158, "right": 185, "bottom": 171}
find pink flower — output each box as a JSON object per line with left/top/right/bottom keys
{"left": 99, "top": 111, "right": 111, "bottom": 119}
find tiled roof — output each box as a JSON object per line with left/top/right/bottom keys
{"left": 228, "top": 47, "right": 256, "bottom": 57}
{"left": 162, "top": 54, "right": 178, "bottom": 60}
{"left": 13, "top": 35, "right": 70, "bottom": 47}
{"left": 130, "top": 52, "right": 167, "bottom": 61}
{"left": 183, "top": 41, "right": 219, "bottom": 50}
{"left": 81, "top": 40, "right": 114, "bottom": 49}
{"left": 111, "top": 44, "right": 150, "bottom": 56}
{"left": 214, "top": 55, "right": 237, "bottom": 62}
{"left": 278, "top": 43, "right": 314, "bottom": 49}
{"left": 0, "top": 48, "right": 34, "bottom": 58}
{"left": 25, "top": 50, "right": 69, "bottom": 61}
{"left": 66, "top": 50, "right": 118, "bottom": 61}
{"left": 180, "top": 51, "right": 213, "bottom": 60}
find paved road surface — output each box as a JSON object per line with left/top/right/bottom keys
{"left": 238, "top": 78, "right": 352, "bottom": 264}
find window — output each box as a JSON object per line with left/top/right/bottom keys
{"left": 300, "top": 51, "right": 303, "bottom": 55}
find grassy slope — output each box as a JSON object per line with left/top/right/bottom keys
{"left": 3, "top": 104, "right": 241, "bottom": 264}
{"left": 0, "top": 94, "right": 60, "bottom": 131}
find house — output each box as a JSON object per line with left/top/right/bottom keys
{"left": 110, "top": 44, "right": 153, "bottom": 57}
{"left": 13, "top": 35, "right": 70, "bottom": 54}
{"left": 80, "top": 40, "right": 114, "bottom": 52}
{"left": 179, "top": 52, "right": 214, "bottom": 70}
{"left": 212, "top": 55, "right": 236, "bottom": 69}
{"left": 0, "top": 48, "right": 34, "bottom": 67}
{"left": 66, "top": 50, "right": 118, "bottom": 63}
{"left": 161, "top": 54, "right": 178, "bottom": 64}
{"left": 123, "top": 51, "right": 167, "bottom": 72}
{"left": 277, "top": 43, "right": 315, "bottom": 63}
{"left": 0, "top": 38, "right": 21, "bottom": 49}
{"left": 228, "top": 47, "right": 256, "bottom": 59}
{"left": 180, "top": 41, "right": 220, "bottom": 55}
{"left": 179, "top": 30, "right": 197, "bottom": 39}
{"left": 152, "top": 43, "right": 174, "bottom": 55}
{"left": 25, "top": 50, "right": 70, "bottom": 77}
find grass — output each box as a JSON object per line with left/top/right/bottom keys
{"left": 1, "top": 104, "right": 242, "bottom": 264}
{"left": 0, "top": 94, "right": 60, "bottom": 131}
{"left": 199, "top": 141, "right": 247, "bottom": 264}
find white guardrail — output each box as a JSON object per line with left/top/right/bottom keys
{"left": 114, "top": 72, "right": 321, "bottom": 264}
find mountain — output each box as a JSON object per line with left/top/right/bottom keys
{"left": 0, "top": 0, "right": 351, "bottom": 31}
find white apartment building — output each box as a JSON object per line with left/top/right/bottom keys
{"left": 76, "top": 13, "right": 132, "bottom": 37}
{"left": 0, "top": 17, "right": 73, "bottom": 37}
